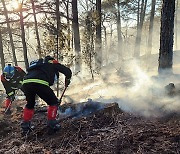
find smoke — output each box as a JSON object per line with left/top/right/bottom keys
{"left": 67, "top": 56, "right": 180, "bottom": 118}
{"left": 57, "top": 99, "right": 105, "bottom": 120}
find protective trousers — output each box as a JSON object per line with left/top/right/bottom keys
{"left": 22, "top": 82, "right": 59, "bottom": 122}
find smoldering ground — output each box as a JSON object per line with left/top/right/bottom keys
{"left": 66, "top": 58, "right": 180, "bottom": 118}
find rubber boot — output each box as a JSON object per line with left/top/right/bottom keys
{"left": 4, "top": 99, "right": 12, "bottom": 115}
{"left": 47, "top": 120, "right": 60, "bottom": 135}
{"left": 21, "top": 121, "right": 32, "bottom": 136}
{"left": 21, "top": 108, "right": 34, "bottom": 136}
{"left": 47, "top": 105, "right": 60, "bottom": 135}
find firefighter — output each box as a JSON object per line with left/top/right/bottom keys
{"left": 21, "top": 56, "right": 72, "bottom": 135}
{"left": 1, "top": 64, "right": 26, "bottom": 114}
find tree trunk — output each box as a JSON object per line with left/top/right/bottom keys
{"left": 85, "top": 13, "right": 94, "bottom": 80}
{"left": 19, "top": 8, "right": 29, "bottom": 70}
{"left": 56, "top": 0, "right": 60, "bottom": 97}
{"left": 0, "top": 30, "right": 5, "bottom": 71}
{"left": 147, "top": 0, "right": 156, "bottom": 55}
{"left": 1, "top": 0, "right": 17, "bottom": 65}
{"left": 64, "top": 0, "right": 71, "bottom": 50}
{"left": 56, "top": 0, "right": 60, "bottom": 60}
{"left": 31, "top": 0, "right": 42, "bottom": 58}
{"left": 103, "top": 25, "right": 108, "bottom": 65}
{"left": 72, "top": 0, "right": 81, "bottom": 73}
{"left": 158, "top": 0, "right": 175, "bottom": 74}
{"left": 134, "top": 0, "right": 147, "bottom": 58}
{"left": 175, "top": 0, "right": 178, "bottom": 50}
{"left": 117, "top": 0, "right": 123, "bottom": 61}
{"left": 95, "top": 0, "right": 102, "bottom": 71}
{"left": 137, "top": 0, "right": 140, "bottom": 27}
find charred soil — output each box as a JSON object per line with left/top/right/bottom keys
{"left": 0, "top": 102, "right": 180, "bottom": 154}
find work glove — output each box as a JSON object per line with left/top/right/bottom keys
{"left": 65, "top": 78, "right": 71, "bottom": 87}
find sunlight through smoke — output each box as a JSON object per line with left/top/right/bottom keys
{"left": 129, "top": 62, "right": 152, "bottom": 93}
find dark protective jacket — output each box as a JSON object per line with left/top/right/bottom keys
{"left": 1, "top": 66, "right": 26, "bottom": 97}
{"left": 23, "top": 58, "right": 72, "bottom": 87}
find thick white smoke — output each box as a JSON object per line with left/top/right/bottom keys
{"left": 66, "top": 53, "right": 180, "bottom": 118}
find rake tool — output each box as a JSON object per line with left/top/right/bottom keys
{"left": 56, "top": 86, "right": 68, "bottom": 120}
{"left": 58, "top": 86, "right": 68, "bottom": 105}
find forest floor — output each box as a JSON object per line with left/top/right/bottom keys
{"left": 0, "top": 100, "right": 180, "bottom": 154}
{"left": 0, "top": 51, "right": 180, "bottom": 154}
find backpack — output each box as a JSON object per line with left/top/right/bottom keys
{"left": 28, "top": 58, "right": 44, "bottom": 71}
{"left": 28, "top": 56, "right": 54, "bottom": 71}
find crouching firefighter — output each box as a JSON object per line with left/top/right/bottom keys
{"left": 1, "top": 64, "right": 26, "bottom": 114}
{"left": 21, "top": 56, "right": 72, "bottom": 135}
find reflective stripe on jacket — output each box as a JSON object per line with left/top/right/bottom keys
{"left": 23, "top": 79, "right": 49, "bottom": 86}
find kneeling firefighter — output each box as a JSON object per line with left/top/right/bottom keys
{"left": 21, "top": 56, "right": 72, "bottom": 135}
{"left": 1, "top": 64, "right": 26, "bottom": 114}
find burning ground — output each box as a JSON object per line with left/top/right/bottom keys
{"left": 0, "top": 100, "right": 180, "bottom": 154}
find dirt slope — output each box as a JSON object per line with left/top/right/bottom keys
{"left": 0, "top": 102, "right": 180, "bottom": 154}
